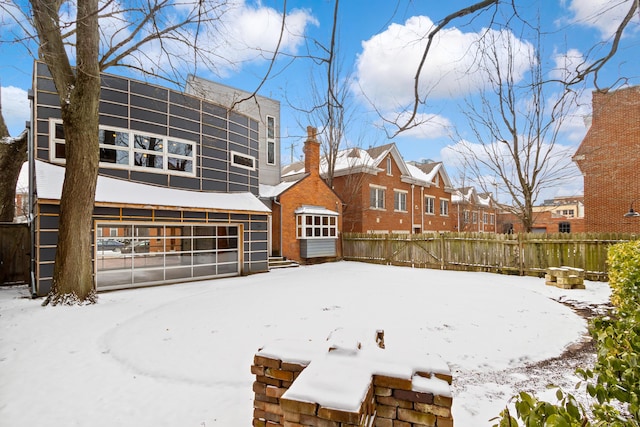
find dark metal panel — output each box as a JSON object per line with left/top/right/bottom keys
{"left": 101, "top": 88, "right": 128, "bottom": 104}
{"left": 169, "top": 116, "right": 199, "bottom": 133}
{"left": 170, "top": 102, "right": 200, "bottom": 120}
{"left": 102, "top": 75, "right": 129, "bottom": 91}
{"left": 129, "top": 170, "right": 168, "bottom": 186}
{"left": 130, "top": 120, "right": 167, "bottom": 136}
{"left": 201, "top": 178, "right": 227, "bottom": 192}
{"left": 122, "top": 208, "right": 153, "bottom": 217}
{"left": 130, "top": 80, "right": 168, "bottom": 100}
{"left": 169, "top": 175, "right": 200, "bottom": 190}
{"left": 99, "top": 114, "right": 128, "bottom": 128}
{"left": 130, "top": 107, "right": 167, "bottom": 126}
{"left": 170, "top": 91, "right": 201, "bottom": 110}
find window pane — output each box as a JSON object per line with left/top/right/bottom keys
{"left": 168, "top": 157, "right": 193, "bottom": 172}
{"left": 267, "top": 141, "right": 275, "bottom": 164}
{"left": 100, "top": 129, "right": 129, "bottom": 147}
{"left": 267, "top": 116, "right": 275, "bottom": 139}
{"left": 55, "top": 123, "right": 65, "bottom": 139}
{"left": 135, "top": 153, "right": 163, "bottom": 169}
{"left": 134, "top": 135, "right": 163, "bottom": 151}
{"left": 100, "top": 148, "right": 129, "bottom": 165}
{"left": 167, "top": 140, "right": 192, "bottom": 156}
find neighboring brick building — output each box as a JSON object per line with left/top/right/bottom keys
{"left": 451, "top": 187, "right": 497, "bottom": 233}
{"left": 261, "top": 127, "right": 343, "bottom": 262}
{"left": 282, "top": 144, "right": 455, "bottom": 234}
{"left": 573, "top": 85, "right": 640, "bottom": 233}
{"left": 497, "top": 196, "right": 585, "bottom": 234}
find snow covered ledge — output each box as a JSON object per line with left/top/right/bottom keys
{"left": 251, "top": 330, "right": 454, "bottom": 426}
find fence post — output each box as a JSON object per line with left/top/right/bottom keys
{"left": 519, "top": 233, "right": 524, "bottom": 276}
{"left": 440, "top": 233, "right": 445, "bottom": 270}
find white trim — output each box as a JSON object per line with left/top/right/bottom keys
{"left": 230, "top": 150, "right": 256, "bottom": 171}
{"left": 49, "top": 119, "right": 197, "bottom": 177}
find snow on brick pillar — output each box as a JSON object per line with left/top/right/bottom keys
{"left": 251, "top": 352, "right": 308, "bottom": 426}
{"left": 304, "top": 126, "right": 320, "bottom": 177}
{"left": 251, "top": 333, "right": 454, "bottom": 427}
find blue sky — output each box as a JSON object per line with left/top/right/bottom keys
{"left": 1, "top": 0, "right": 639, "bottom": 201}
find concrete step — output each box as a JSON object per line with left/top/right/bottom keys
{"left": 268, "top": 257, "right": 299, "bottom": 269}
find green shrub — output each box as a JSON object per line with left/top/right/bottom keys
{"left": 493, "top": 241, "right": 640, "bottom": 427}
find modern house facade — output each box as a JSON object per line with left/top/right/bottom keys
{"left": 573, "top": 85, "right": 640, "bottom": 233}
{"left": 282, "top": 143, "right": 455, "bottom": 234}
{"left": 30, "top": 61, "right": 272, "bottom": 296}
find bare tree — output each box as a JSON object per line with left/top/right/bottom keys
{"left": 0, "top": 104, "right": 27, "bottom": 222}
{"left": 392, "top": 0, "right": 638, "bottom": 136}
{"left": 5, "top": 0, "right": 263, "bottom": 305}
{"left": 453, "top": 30, "right": 579, "bottom": 232}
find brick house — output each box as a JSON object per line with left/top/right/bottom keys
{"left": 499, "top": 196, "right": 585, "bottom": 234}
{"left": 573, "top": 85, "right": 640, "bottom": 233}
{"left": 260, "top": 127, "right": 343, "bottom": 262}
{"left": 451, "top": 187, "right": 497, "bottom": 233}
{"left": 282, "top": 143, "right": 455, "bottom": 234}
{"left": 28, "top": 61, "right": 272, "bottom": 296}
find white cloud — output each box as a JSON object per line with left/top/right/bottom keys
{"left": 126, "top": 1, "right": 317, "bottom": 78}
{"left": 550, "top": 48, "right": 585, "bottom": 81}
{"left": 389, "top": 112, "right": 452, "bottom": 140}
{"left": 567, "top": 0, "right": 640, "bottom": 39}
{"left": 353, "top": 15, "right": 534, "bottom": 111}
{"left": 1, "top": 86, "right": 30, "bottom": 136}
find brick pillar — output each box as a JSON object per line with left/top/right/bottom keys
{"left": 304, "top": 126, "right": 320, "bottom": 177}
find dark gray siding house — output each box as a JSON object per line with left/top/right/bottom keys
{"left": 30, "top": 61, "right": 271, "bottom": 296}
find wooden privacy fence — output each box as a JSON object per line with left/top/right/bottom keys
{"left": 0, "top": 223, "right": 30, "bottom": 286}
{"left": 342, "top": 232, "right": 639, "bottom": 281}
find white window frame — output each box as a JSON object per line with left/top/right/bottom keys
{"left": 394, "top": 190, "right": 407, "bottom": 212}
{"left": 490, "top": 213, "right": 495, "bottom": 225}
{"left": 440, "top": 198, "right": 449, "bottom": 216}
{"left": 296, "top": 214, "right": 338, "bottom": 239}
{"left": 49, "top": 119, "right": 196, "bottom": 177}
{"left": 266, "top": 115, "right": 276, "bottom": 165}
{"left": 386, "top": 157, "right": 392, "bottom": 175}
{"left": 425, "top": 196, "right": 435, "bottom": 215}
{"left": 483, "top": 212, "right": 489, "bottom": 224}
{"left": 230, "top": 150, "right": 256, "bottom": 171}
{"left": 472, "top": 211, "right": 478, "bottom": 224}
{"left": 370, "top": 185, "right": 386, "bottom": 210}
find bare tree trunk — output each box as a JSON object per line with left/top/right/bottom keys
{"left": 34, "top": 0, "right": 101, "bottom": 304}
{"left": 0, "top": 112, "right": 28, "bottom": 222}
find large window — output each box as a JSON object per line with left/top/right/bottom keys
{"left": 95, "top": 223, "right": 239, "bottom": 290}
{"left": 266, "top": 115, "right": 276, "bottom": 165}
{"left": 296, "top": 214, "right": 338, "bottom": 239}
{"left": 51, "top": 120, "right": 196, "bottom": 176}
{"left": 425, "top": 196, "right": 435, "bottom": 215}
{"left": 370, "top": 185, "right": 386, "bottom": 210}
{"left": 559, "top": 222, "right": 571, "bottom": 233}
{"left": 440, "top": 199, "right": 449, "bottom": 216}
{"left": 394, "top": 191, "right": 407, "bottom": 212}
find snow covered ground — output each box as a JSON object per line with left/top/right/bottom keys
{"left": 0, "top": 261, "right": 610, "bottom": 426}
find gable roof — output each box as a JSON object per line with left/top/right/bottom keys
{"left": 281, "top": 143, "right": 453, "bottom": 191}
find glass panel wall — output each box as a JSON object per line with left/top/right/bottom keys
{"left": 95, "top": 223, "right": 240, "bottom": 290}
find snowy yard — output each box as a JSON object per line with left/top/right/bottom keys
{"left": 0, "top": 261, "right": 610, "bottom": 426}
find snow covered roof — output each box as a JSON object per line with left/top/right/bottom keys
{"left": 452, "top": 187, "right": 493, "bottom": 207}
{"left": 35, "top": 160, "right": 271, "bottom": 214}
{"left": 259, "top": 181, "right": 298, "bottom": 198}
{"left": 281, "top": 143, "right": 453, "bottom": 192}
{"left": 294, "top": 205, "right": 339, "bottom": 216}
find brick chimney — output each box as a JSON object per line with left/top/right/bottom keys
{"left": 304, "top": 126, "right": 320, "bottom": 176}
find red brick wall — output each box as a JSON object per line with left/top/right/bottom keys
{"left": 450, "top": 201, "right": 497, "bottom": 233}
{"left": 574, "top": 86, "right": 640, "bottom": 233}
{"left": 332, "top": 155, "right": 454, "bottom": 234}
{"left": 278, "top": 176, "right": 343, "bottom": 262}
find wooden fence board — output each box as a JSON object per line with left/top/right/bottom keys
{"left": 342, "top": 232, "right": 639, "bottom": 281}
